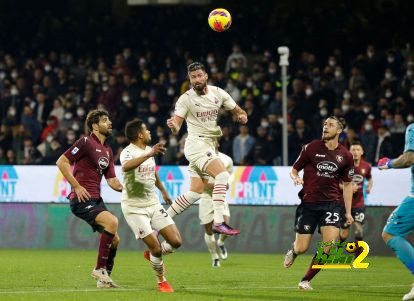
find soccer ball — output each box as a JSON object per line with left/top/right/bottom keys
{"left": 346, "top": 242, "right": 356, "bottom": 253}
{"left": 208, "top": 8, "right": 232, "bottom": 32}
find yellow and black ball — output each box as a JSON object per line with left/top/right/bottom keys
{"left": 346, "top": 242, "right": 357, "bottom": 253}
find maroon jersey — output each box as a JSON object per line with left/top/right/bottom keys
{"left": 351, "top": 159, "right": 372, "bottom": 208}
{"left": 293, "top": 140, "right": 354, "bottom": 204}
{"left": 63, "top": 133, "right": 116, "bottom": 200}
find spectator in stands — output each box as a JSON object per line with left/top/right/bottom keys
{"left": 374, "top": 125, "right": 393, "bottom": 163}
{"left": 233, "top": 125, "right": 255, "bottom": 165}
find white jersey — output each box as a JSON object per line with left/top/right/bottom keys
{"left": 174, "top": 85, "right": 237, "bottom": 138}
{"left": 120, "top": 143, "right": 159, "bottom": 207}
{"left": 203, "top": 152, "right": 234, "bottom": 196}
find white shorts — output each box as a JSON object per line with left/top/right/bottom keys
{"left": 184, "top": 136, "right": 218, "bottom": 179}
{"left": 121, "top": 202, "right": 174, "bottom": 239}
{"left": 198, "top": 193, "right": 230, "bottom": 225}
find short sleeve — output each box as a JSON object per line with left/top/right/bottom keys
{"left": 292, "top": 143, "right": 310, "bottom": 171}
{"left": 404, "top": 124, "right": 414, "bottom": 152}
{"left": 174, "top": 94, "right": 189, "bottom": 118}
{"left": 340, "top": 152, "right": 354, "bottom": 182}
{"left": 104, "top": 148, "right": 116, "bottom": 179}
{"left": 63, "top": 137, "right": 88, "bottom": 163}
{"left": 219, "top": 88, "right": 237, "bottom": 111}
{"left": 120, "top": 148, "right": 133, "bottom": 166}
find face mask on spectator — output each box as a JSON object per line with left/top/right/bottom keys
{"left": 268, "top": 68, "right": 276, "bottom": 74}
{"left": 44, "top": 64, "right": 52, "bottom": 72}
{"left": 67, "top": 133, "right": 75, "bottom": 141}
{"left": 278, "top": 117, "right": 284, "bottom": 124}
{"left": 230, "top": 62, "right": 237, "bottom": 69}
{"left": 148, "top": 116, "right": 156, "bottom": 124}
{"left": 46, "top": 135, "right": 53, "bottom": 143}
{"left": 8, "top": 108, "right": 16, "bottom": 116}
{"left": 72, "top": 123, "right": 80, "bottom": 131}
{"left": 11, "top": 71, "right": 18, "bottom": 79}
{"left": 387, "top": 56, "right": 395, "bottom": 63}
{"left": 305, "top": 88, "right": 313, "bottom": 96}
{"left": 407, "top": 70, "right": 413, "bottom": 77}
{"left": 210, "top": 67, "right": 218, "bottom": 73}
{"left": 385, "top": 72, "right": 392, "bottom": 80}
{"left": 328, "top": 59, "right": 336, "bottom": 67}
{"left": 385, "top": 90, "right": 393, "bottom": 98}
{"left": 363, "top": 106, "right": 370, "bottom": 114}
{"left": 64, "top": 112, "right": 73, "bottom": 120}
{"left": 320, "top": 108, "right": 328, "bottom": 117}
{"left": 102, "top": 85, "right": 109, "bottom": 91}
{"left": 334, "top": 70, "right": 342, "bottom": 78}
{"left": 367, "top": 51, "right": 374, "bottom": 58}
{"left": 207, "top": 56, "right": 214, "bottom": 64}
{"left": 122, "top": 95, "right": 130, "bottom": 103}
{"left": 167, "top": 87, "right": 175, "bottom": 96}
{"left": 343, "top": 92, "right": 351, "bottom": 100}
{"left": 0, "top": 72, "right": 5, "bottom": 80}
{"left": 227, "top": 83, "right": 234, "bottom": 90}
{"left": 246, "top": 81, "right": 253, "bottom": 88}
{"left": 341, "top": 105, "right": 350, "bottom": 112}
{"left": 358, "top": 92, "right": 365, "bottom": 100}
{"left": 407, "top": 114, "right": 414, "bottom": 122}
{"left": 410, "top": 90, "right": 414, "bottom": 98}
{"left": 384, "top": 119, "right": 393, "bottom": 127}
{"left": 169, "top": 137, "right": 178, "bottom": 146}
{"left": 157, "top": 130, "right": 163, "bottom": 137}
{"left": 10, "top": 88, "right": 18, "bottom": 96}
{"left": 364, "top": 124, "right": 373, "bottom": 131}
{"left": 262, "top": 94, "right": 269, "bottom": 101}
{"left": 77, "top": 109, "right": 85, "bottom": 117}
{"left": 261, "top": 121, "right": 269, "bottom": 128}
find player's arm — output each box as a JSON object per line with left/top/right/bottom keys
{"left": 155, "top": 171, "right": 172, "bottom": 204}
{"left": 290, "top": 144, "right": 310, "bottom": 185}
{"left": 378, "top": 151, "right": 414, "bottom": 169}
{"left": 56, "top": 154, "right": 91, "bottom": 201}
{"left": 290, "top": 168, "right": 304, "bottom": 185}
{"left": 230, "top": 105, "right": 248, "bottom": 124}
{"left": 166, "top": 115, "right": 184, "bottom": 135}
{"left": 107, "top": 177, "right": 123, "bottom": 192}
{"left": 342, "top": 181, "right": 353, "bottom": 224}
{"left": 122, "top": 143, "right": 166, "bottom": 172}
{"left": 366, "top": 178, "right": 373, "bottom": 194}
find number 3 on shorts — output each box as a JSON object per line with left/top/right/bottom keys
{"left": 325, "top": 212, "right": 339, "bottom": 224}
{"left": 160, "top": 208, "right": 168, "bottom": 217}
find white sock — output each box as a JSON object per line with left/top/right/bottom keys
{"left": 167, "top": 191, "right": 200, "bottom": 218}
{"left": 149, "top": 253, "right": 165, "bottom": 281}
{"left": 212, "top": 172, "right": 229, "bottom": 224}
{"left": 204, "top": 233, "right": 219, "bottom": 260}
{"left": 161, "top": 240, "right": 175, "bottom": 255}
{"left": 217, "top": 234, "right": 228, "bottom": 246}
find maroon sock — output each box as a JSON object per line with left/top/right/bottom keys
{"left": 354, "top": 238, "right": 363, "bottom": 257}
{"left": 301, "top": 252, "right": 328, "bottom": 282}
{"left": 106, "top": 247, "right": 117, "bottom": 276}
{"left": 96, "top": 230, "right": 114, "bottom": 270}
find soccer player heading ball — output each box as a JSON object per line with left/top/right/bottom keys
{"left": 166, "top": 62, "right": 247, "bottom": 235}
{"left": 284, "top": 116, "right": 354, "bottom": 290}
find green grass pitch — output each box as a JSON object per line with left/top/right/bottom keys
{"left": 0, "top": 249, "right": 411, "bottom": 301}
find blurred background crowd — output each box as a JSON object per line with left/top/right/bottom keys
{"left": 0, "top": 0, "right": 413, "bottom": 166}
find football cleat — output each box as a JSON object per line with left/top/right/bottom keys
{"left": 212, "top": 258, "right": 221, "bottom": 268}
{"left": 403, "top": 284, "right": 414, "bottom": 301}
{"left": 217, "top": 244, "right": 228, "bottom": 260}
{"left": 97, "top": 280, "right": 120, "bottom": 288}
{"left": 298, "top": 280, "right": 313, "bottom": 290}
{"left": 158, "top": 280, "right": 174, "bottom": 293}
{"left": 144, "top": 250, "right": 150, "bottom": 261}
{"left": 91, "top": 268, "right": 115, "bottom": 287}
{"left": 212, "top": 223, "right": 240, "bottom": 236}
{"left": 284, "top": 249, "right": 297, "bottom": 268}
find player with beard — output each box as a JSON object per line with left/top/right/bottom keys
{"left": 283, "top": 116, "right": 354, "bottom": 290}
{"left": 120, "top": 119, "right": 182, "bottom": 292}
{"left": 339, "top": 141, "right": 373, "bottom": 257}
{"left": 166, "top": 62, "right": 247, "bottom": 235}
{"left": 56, "top": 109, "right": 123, "bottom": 288}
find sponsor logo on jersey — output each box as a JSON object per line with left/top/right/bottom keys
{"left": 316, "top": 161, "right": 338, "bottom": 173}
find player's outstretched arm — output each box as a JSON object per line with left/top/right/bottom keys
{"left": 155, "top": 171, "right": 172, "bottom": 204}
{"left": 378, "top": 151, "right": 414, "bottom": 169}
{"left": 230, "top": 105, "right": 248, "bottom": 124}
{"left": 166, "top": 116, "right": 184, "bottom": 135}
{"left": 290, "top": 168, "right": 304, "bottom": 186}
{"left": 122, "top": 143, "right": 166, "bottom": 172}
{"left": 107, "top": 177, "right": 123, "bottom": 192}
{"left": 56, "top": 154, "right": 91, "bottom": 201}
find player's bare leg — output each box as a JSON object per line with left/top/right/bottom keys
{"left": 166, "top": 177, "right": 204, "bottom": 218}
{"left": 339, "top": 226, "right": 350, "bottom": 245}
{"left": 284, "top": 233, "right": 312, "bottom": 268}
{"left": 204, "top": 222, "right": 220, "bottom": 267}
{"left": 92, "top": 211, "right": 119, "bottom": 288}
{"left": 158, "top": 224, "right": 182, "bottom": 255}
{"left": 205, "top": 158, "right": 239, "bottom": 236}
{"left": 299, "top": 226, "right": 339, "bottom": 290}
{"left": 142, "top": 232, "right": 174, "bottom": 292}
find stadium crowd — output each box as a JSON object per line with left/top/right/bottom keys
{"left": 0, "top": 42, "right": 412, "bottom": 166}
